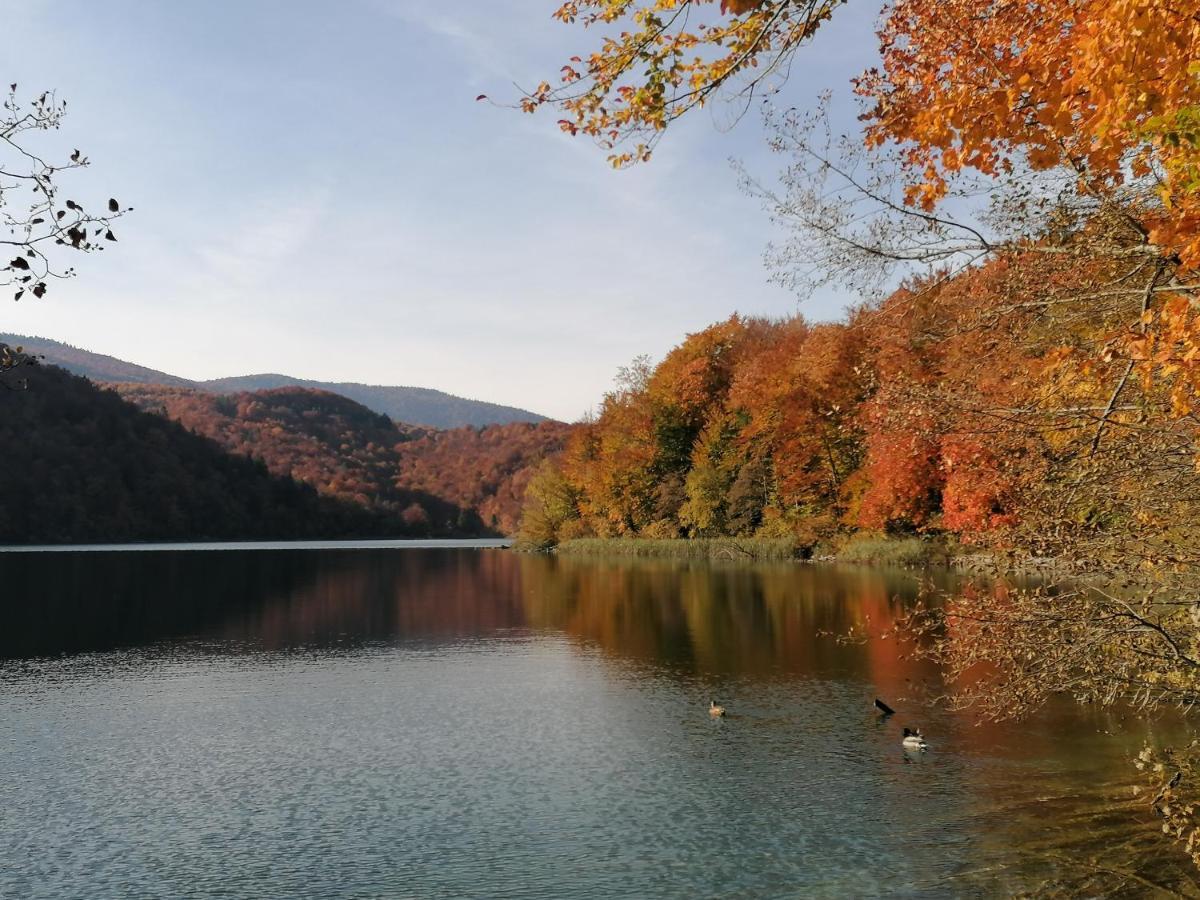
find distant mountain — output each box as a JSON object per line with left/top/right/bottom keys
{"left": 0, "top": 366, "right": 436, "bottom": 544}
{"left": 2, "top": 334, "right": 552, "bottom": 428}
{"left": 201, "top": 374, "right": 548, "bottom": 429}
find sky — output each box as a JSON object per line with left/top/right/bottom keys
{"left": 4, "top": 1, "right": 883, "bottom": 421}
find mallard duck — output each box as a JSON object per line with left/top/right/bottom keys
{"left": 902, "top": 727, "right": 928, "bottom": 751}
{"left": 709, "top": 699, "right": 726, "bottom": 717}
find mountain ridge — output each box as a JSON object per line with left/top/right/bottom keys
{"left": 201, "top": 373, "right": 549, "bottom": 429}
{"left": 1, "top": 333, "right": 552, "bottom": 429}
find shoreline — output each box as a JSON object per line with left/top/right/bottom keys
{"left": 0, "top": 538, "right": 513, "bottom": 554}
{"left": 539, "top": 534, "right": 1078, "bottom": 575}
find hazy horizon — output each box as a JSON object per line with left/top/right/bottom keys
{"left": 2, "top": 329, "right": 559, "bottom": 419}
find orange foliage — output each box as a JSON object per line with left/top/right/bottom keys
{"left": 531, "top": 0, "right": 843, "bottom": 166}
{"left": 858, "top": 0, "right": 1200, "bottom": 254}
{"left": 522, "top": 250, "right": 1095, "bottom": 545}
{"left": 939, "top": 437, "right": 1019, "bottom": 534}
{"left": 394, "top": 421, "right": 572, "bottom": 534}
{"left": 537, "top": 0, "right": 1200, "bottom": 262}
{"left": 855, "top": 429, "right": 941, "bottom": 532}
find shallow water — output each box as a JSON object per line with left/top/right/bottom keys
{"left": 1, "top": 548, "right": 1194, "bottom": 897}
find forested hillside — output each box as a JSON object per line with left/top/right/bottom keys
{"left": 394, "top": 421, "right": 572, "bottom": 534}
{"left": 116, "top": 384, "right": 570, "bottom": 535}
{"left": 0, "top": 367, "right": 420, "bottom": 543}
{"left": 520, "top": 246, "right": 1196, "bottom": 567}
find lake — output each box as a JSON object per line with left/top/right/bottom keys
{"left": 1, "top": 545, "right": 1195, "bottom": 897}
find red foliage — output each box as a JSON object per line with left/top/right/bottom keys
{"left": 519, "top": 253, "right": 1077, "bottom": 545}
{"left": 855, "top": 428, "right": 942, "bottom": 532}
{"left": 939, "top": 436, "right": 1019, "bottom": 534}
{"left": 393, "top": 421, "right": 572, "bottom": 534}
{"left": 115, "top": 384, "right": 570, "bottom": 535}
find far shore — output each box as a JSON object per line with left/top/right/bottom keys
{"left": 0, "top": 538, "right": 513, "bottom": 554}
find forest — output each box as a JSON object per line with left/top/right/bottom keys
{"left": 3, "top": 333, "right": 550, "bottom": 429}
{"left": 0, "top": 362, "right": 566, "bottom": 543}
{"left": 0, "top": 366, "right": 423, "bottom": 543}
{"left": 4, "top": 0, "right": 1200, "bottom": 877}
{"left": 519, "top": 247, "right": 1185, "bottom": 557}
{"left": 116, "top": 382, "right": 570, "bottom": 536}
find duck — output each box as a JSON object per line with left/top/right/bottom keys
{"left": 709, "top": 699, "right": 727, "bottom": 718}
{"left": 902, "top": 727, "right": 928, "bottom": 751}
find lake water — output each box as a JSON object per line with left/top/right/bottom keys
{"left": 1, "top": 546, "right": 1195, "bottom": 898}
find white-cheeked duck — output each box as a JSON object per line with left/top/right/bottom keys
{"left": 902, "top": 727, "right": 928, "bottom": 751}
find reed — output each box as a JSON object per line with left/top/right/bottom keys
{"left": 555, "top": 537, "right": 800, "bottom": 561}
{"left": 833, "top": 534, "right": 950, "bottom": 567}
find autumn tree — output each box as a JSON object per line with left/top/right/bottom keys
{"left": 560, "top": 358, "right": 661, "bottom": 535}
{"left": 678, "top": 411, "right": 744, "bottom": 535}
{"left": 2, "top": 85, "right": 128, "bottom": 303}
{"left": 524, "top": 0, "right": 842, "bottom": 166}
{"left": 857, "top": 0, "right": 1200, "bottom": 262}
{"left": 517, "top": 461, "right": 584, "bottom": 549}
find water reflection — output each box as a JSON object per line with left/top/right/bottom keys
{"left": 1, "top": 548, "right": 528, "bottom": 657}
{"left": 1, "top": 549, "right": 946, "bottom": 674}
{"left": 520, "top": 557, "right": 953, "bottom": 678}
{"left": 1, "top": 548, "right": 1197, "bottom": 896}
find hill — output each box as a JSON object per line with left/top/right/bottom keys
{"left": 0, "top": 366, "right": 439, "bottom": 544}
{"left": 116, "top": 383, "right": 571, "bottom": 535}
{"left": 1, "top": 334, "right": 193, "bottom": 387}
{"left": 394, "top": 422, "right": 573, "bottom": 534}
{"left": 2, "top": 334, "right": 552, "bottom": 428}
{"left": 201, "top": 374, "right": 549, "bottom": 429}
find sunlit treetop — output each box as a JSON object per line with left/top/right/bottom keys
{"left": 523, "top": 0, "right": 843, "bottom": 167}
{"left": 855, "top": 0, "right": 1200, "bottom": 265}
{"left": 530, "top": 0, "right": 1200, "bottom": 268}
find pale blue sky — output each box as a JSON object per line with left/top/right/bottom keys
{"left": 5, "top": 1, "right": 881, "bottom": 421}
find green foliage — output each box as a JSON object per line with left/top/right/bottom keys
{"left": 516, "top": 462, "right": 583, "bottom": 550}
{"left": 678, "top": 413, "right": 744, "bottom": 536}
{"left": 727, "top": 456, "right": 771, "bottom": 536}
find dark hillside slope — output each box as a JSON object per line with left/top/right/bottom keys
{"left": 0, "top": 367, "right": 420, "bottom": 544}
{"left": 395, "top": 422, "right": 573, "bottom": 534}
{"left": 116, "top": 383, "right": 569, "bottom": 535}
{"left": 115, "top": 383, "right": 486, "bottom": 533}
